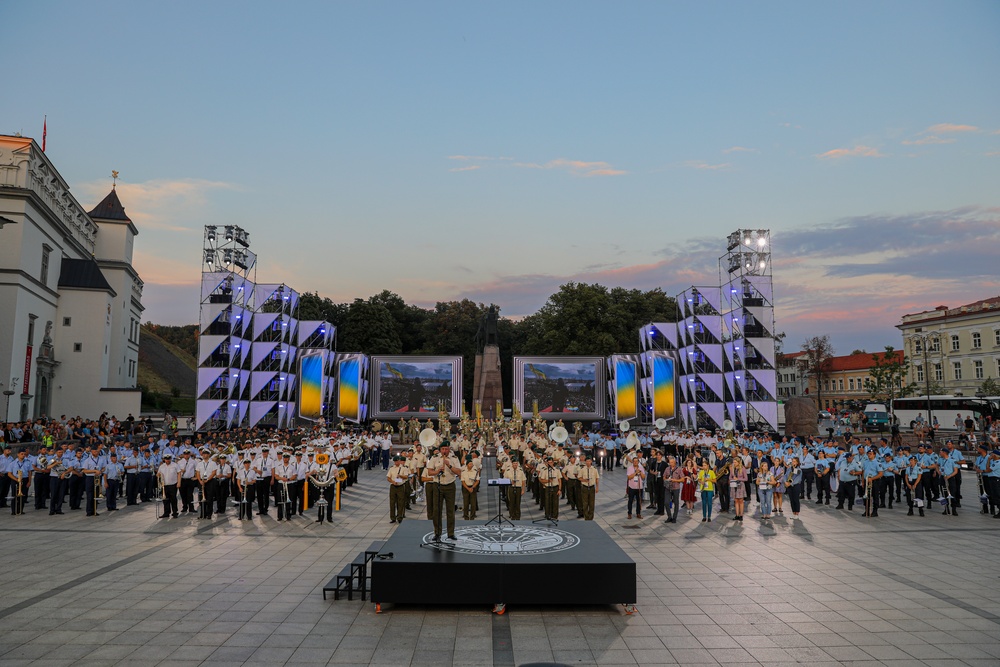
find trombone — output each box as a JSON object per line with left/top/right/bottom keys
{"left": 15, "top": 470, "right": 24, "bottom": 515}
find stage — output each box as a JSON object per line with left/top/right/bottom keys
{"left": 370, "top": 519, "right": 636, "bottom": 607}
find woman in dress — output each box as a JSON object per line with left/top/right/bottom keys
{"left": 696, "top": 460, "right": 717, "bottom": 523}
{"left": 757, "top": 461, "right": 775, "bottom": 520}
{"left": 681, "top": 458, "right": 697, "bottom": 514}
{"left": 730, "top": 456, "right": 749, "bottom": 522}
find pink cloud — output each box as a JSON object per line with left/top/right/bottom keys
{"left": 722, "top": 146, "right": 756, "bottom": 154}
{"left": 902, "top": 135, "right": 955, "bottom": 146}
{"left": 684, "top": 160, "right": 732, "bottom": 170}
{"left": 924, "top": 123, "right": 979, "bottom": 134}
{"left": 513, "top": 157, "right": 626, "bottom": 177}
{"left": 816, "top": 145, "right": 885, "bottom": 160}
{"left": 449, "top": 165, "right": 481, "bottom": 172}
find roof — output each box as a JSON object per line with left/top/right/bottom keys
{"left": 825, "top": 350, "right": 904, "bottom": 372}
{"left": 87, "top": 188, "right": 131, "bottom": 222}
{"left": 899, "top": 295, "right": 1000, "bottom": 326}
{"left": 58, "top": 257, "right": 115, "bottom": 293}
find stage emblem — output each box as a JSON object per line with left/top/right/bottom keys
{"left": 421, "top": 525, "right": 581, "bottom": 556}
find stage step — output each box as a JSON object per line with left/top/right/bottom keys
{"left": 323, "top": 541, "right": 386, "bottom": 602}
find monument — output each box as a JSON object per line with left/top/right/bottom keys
{"left": 473, "top": 306, "right": 504, "bottom": 419}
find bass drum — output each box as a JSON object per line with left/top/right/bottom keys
{"left": 829, "top": 475, "right": 839, "bottom": 494}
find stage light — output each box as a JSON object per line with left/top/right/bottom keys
{"left": 757, "top": 237, "right": 766, "bottom": 247}
{"left": 232, "top": 372, "right": 239, "bottom": 377}
{"left": 204, "top": 250, "right": 214, "bottom": 265}
{"left": 224, "top": 225, "right": 234, "bottom": 241}
{"left": 759, "top": 261, "right": 766, "bottom": 269}
{"left": 206, "top": 226, "right": 217, "bottom": 242}
{"left": 744, "top": 236, "right": 752, "bottom": 246}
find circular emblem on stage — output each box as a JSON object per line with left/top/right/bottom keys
{"left": 421, "top": 525, "right": 581, "bottom": 556}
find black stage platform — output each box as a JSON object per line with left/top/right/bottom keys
{"left": 370, "top": 520, "right": 636, "bottom": 606}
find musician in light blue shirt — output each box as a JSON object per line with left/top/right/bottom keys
{"left": 939, "top": 447, "right": 959, "bottom": 515}
{"left": 7, "top": 450, "right": 33, "bottom": 515}
{"left": 835, "top": 452, "right": 862, "bottom": 510}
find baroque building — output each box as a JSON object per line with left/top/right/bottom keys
{"left": 0, "top": 134, "right": 143, "bottom": 421}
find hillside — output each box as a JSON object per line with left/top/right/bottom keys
{"left": 138, "top": 324, "right": 198, "bottom": 398}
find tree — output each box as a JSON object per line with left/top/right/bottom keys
{"left": 980, "top": 377, "right": 1000, "bottom": 396}
{"left": 337, "top": 299, "right": 402, "bottom": 354}
{"left": 798, "top": 335, "right": 835, "bottom": 406}
{"left": 863, "top": 345, "right": 915, "bottom": 406}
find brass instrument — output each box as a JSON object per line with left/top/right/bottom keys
{"left": 15, "top": 470, "right": 24, "bottom": 515}
{"left": 371, "top": 421, "right": 383, "bottom": 433}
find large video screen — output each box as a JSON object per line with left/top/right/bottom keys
{"left": 613, "top": 357, "right": 638, "bottom": 422}
{"left": 298, "top": 352, "right": 324, "bottom": 421}
{"left": 370, "top": 355, "right": 462, "bottom": 418}
{"left": 652, "top": 353, "right": 676, "bottom": 421}
{"left": 514, "top": 356, "right": 605, "bottom": 421}
{"left": 337, "top": 357, "right": 361, "bottom": 422}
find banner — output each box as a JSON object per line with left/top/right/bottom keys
{"left": 652, "top": 354, "right": 676, "bottom": 421}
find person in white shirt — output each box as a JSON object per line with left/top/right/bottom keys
{"left": 235, "top": 458, "right": 257, "bottom": 520}
{"left": 215, "top": 456, "right": 233, "bottom": 515}
{"left": 274, "top": 453, "right": 296, "bottom": 521}
{"left": 157, "top": 454, "right": 180, "bottom": 518}
{"left": 195, "top": 449, "right": 219, "bottom": 519}
{"left": 252, "top": 447, "right": 273, "bottom": 516}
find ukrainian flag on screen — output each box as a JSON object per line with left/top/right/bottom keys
{"left": 615, "top": 359, "right": 637, "bottom": 421}
{"left": 653, "top": 356, "right": 675, "bottom": 421}
{"left": 299, "top": 353, "right": 324, "bottom": 421}
{"left": 338, "top": 358, "right": 359, "bottom": 421}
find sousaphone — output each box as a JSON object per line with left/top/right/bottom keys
{"left": 654, "top": 418, "right": 667, "bottom": 430}
{"left": 419, "top": 428, "right": 438, "bottom": 448}
{"left": 550, "top": 426, "right": 569, "bottom": 444}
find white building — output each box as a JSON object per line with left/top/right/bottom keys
{"left": 0, "top": 134, "right": 143, "bottom": 422}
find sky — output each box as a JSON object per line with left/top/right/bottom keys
{"left": 5, "top": 1, "right": 1000, "bottom": 356}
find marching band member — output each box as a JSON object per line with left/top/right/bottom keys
{"left": 195, "top": 448, "right": 219, "bottom": 520}
{"left": 7, "top": 449, "right": 32, "bottom": 516}
{"left": 157, "top": 454, "right": 180, "bottom": 519}
{"left": 236, "top": 457, "right": 256, "bottom": 520}
{"left": 103, "top": 452, "right": 124, "bottom": 512}
{"left": 460, "top": 457, "right": 480, "bottom": 520}
{"left": 507, "top": 459, "right": 527, "bottom": 520}
{"left": 387, "top": 455, "right": 409, "bottom": 523}
{"left": 252, "top": 445, "right": 273, "bottom": 516}
{"left": 427, "top": 443, "right": 461, "bottom": 540}
{"left": 577, "top": 456, "right": 599, "bottom": 521}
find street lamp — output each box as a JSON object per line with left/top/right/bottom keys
{"left": 904, "top": 333, "right": 939, "bottom": 435}
{"left": 3, "top": 377, "right": 18, "bottom": 420}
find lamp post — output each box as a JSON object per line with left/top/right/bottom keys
{"left": 904, "top": 333, "right": 939, "bottom": 432}
{"left": 3, "top": 377, "right": 16, "bottom": 421}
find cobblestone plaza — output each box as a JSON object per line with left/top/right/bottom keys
{"left": 1, "top": 465, "right": 998, "bottom": 667}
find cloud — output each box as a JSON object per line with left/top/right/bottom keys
{"left": 76, "top": 178, "right": 239, "bottom": 233}
{"left": 722, "top": 146, "right": 757, "bottom": 154}
{"left": 512, "top": 157, "right": 626, "bottom": 177}
{"left": 779, "top": 122, "right": 803, "bottom": 129}
{"left": 924, "top": 123, "right": 979, "bottom": 134}
{"left": 684, "top": 161, "right": 732, "bottom": 170}
{"left": 457, "top": 205, "right": 1000, "bottom": 353}
{"left": 986, "top": 151, "right": 1000, "bottom": 157}
{"left": 901, "top": 135, "right": 955, "bottom": 146}
{"left": 447, "top": 155, "right": 513, "bottom": 161}
{"left": 816, "top": 145, "right": 885, "bottom": 160}
{"left": 449, "top": 165, "right": 481, "bottom": 172}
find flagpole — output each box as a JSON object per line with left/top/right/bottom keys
{"left": 42, "top": 116, "right": 47, "bottom": 152}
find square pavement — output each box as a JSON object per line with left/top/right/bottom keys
{"left": 1, "top": 464, "right": 998, "bottom": 666}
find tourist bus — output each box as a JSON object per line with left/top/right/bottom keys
{"left": 891, "top": 395, "right": 1000, "bottom": 430}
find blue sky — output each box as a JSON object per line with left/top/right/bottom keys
{"left": 5, "top": 1, "right": 1000, "bottom": 355}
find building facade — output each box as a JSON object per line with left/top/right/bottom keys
{"left": 0, "top": 134, "right": 143, "bottom": 422}
{"left": 805, "top": 350, "right": 905, "bottom": 412}
{"left": 776, "top": 351, "right": 806, "bottom": 399}
{"left": 897, "top": 296, "right": 1000, "bottom": 397}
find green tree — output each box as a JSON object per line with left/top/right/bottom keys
{"left": 864, "top": 345, "right": 915, "bottom": 406}
{"left": 521, "top": 283, "right": 677, "bottom": 355}
{"left": 369, "top": 290, "right": 430, "bottom": 353}
{"left": 980, "top": 377, "right": 1000, "bottom": 396}
{"left": 337, "top": 299, "right": 402, "bottom": 354}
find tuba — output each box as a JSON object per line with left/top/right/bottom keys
{"left": 310, "top": 452, "right": 338, "bottom": 489}
{"left": 551, "top": 426, "right": 569, "bottom": 444}
{"left": 419, "top": 428, "right": 438, "bottom": 448}
{"left": 372, "top": 421, "right": 383, "bottom": 433}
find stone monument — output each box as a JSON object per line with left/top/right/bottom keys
{"left": 783, "top": 396, "right": 819, "bottom": 437}
{"left": 473, "top": 306, "right": 504, "bottom": 420}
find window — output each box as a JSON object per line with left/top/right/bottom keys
{"left": 972, "top": 332, "right": 982, "bottom": 349}
{"left": 951, "top": 335, "right": 960, "bottom": 351}
{"left": 62, "top": 317, "right": 71, "bottom": 326}
{"left": 934, "top": 364, "right": 943, "bottom": 382}
{"left": 931, "top": 338, "right": 941, "bottom": 352}
{"left": 914, "top": 340, "right": 922, "bottom": 353}
{"left": 974, "top": 360, "right": 984, "bottom": 379}
{"left": 915, "top": 365, "right": 924, "bottom": 382}
{"left": 41, "top": 245, "right": 51, "bottom": 284}
{"left": 849, "top": 378, "right": 855, "bottom": 391}
{"left": 953, "top": 361, "right": 962, "bottom": 381}
{"left": 838, "top": 379, "right": 844, "bottom": 391}
{"left": 995, "top": 330, "right": 1000, "bottom": 347}
{"left": 73, "top": 343, "right": 82, "bottom": 352}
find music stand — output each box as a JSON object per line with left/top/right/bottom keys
{"left": 484, "top": 478, "right": 514, "bottom": 528}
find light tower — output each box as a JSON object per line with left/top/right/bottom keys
{"left": 720, "top": 229, "right": 778, "bottom": 431}
{"left": 195, "top": 225, "right": 256, "bottom": 431}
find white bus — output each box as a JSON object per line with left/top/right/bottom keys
{"left": 891, "top": 395, "right": 999, "bottom": 431}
